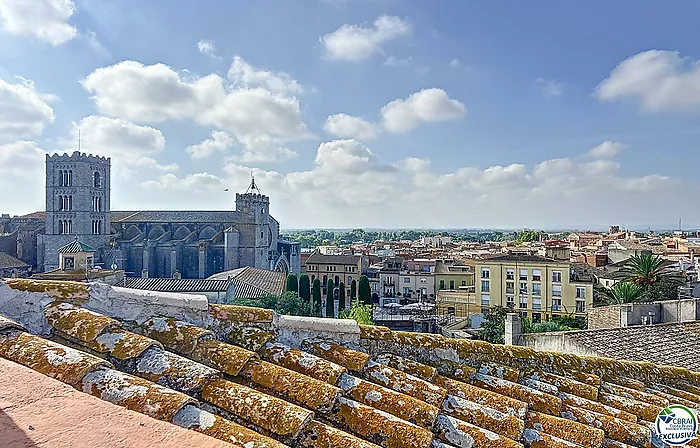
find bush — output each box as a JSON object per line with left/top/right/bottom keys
{"left": 339, "top": 299, "right": 374, "bottom": 325}
{"left": 231, "top": 291, "right": 317, "bottom": 317}
{"left": 285, "top": 274, "right": 298, "bottom": 293}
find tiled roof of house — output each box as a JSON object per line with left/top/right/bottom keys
{"left": 118, "top": 277, "right": 233, "bottom": 293}
{"left": 481, "top": 253, "right": 562, "bottom": 264}
{"left": 0, "top": 252, "right": 29, "bottom": 269}
{"left": 566, "top": 322, "right": 700, "bottom": 372}
{"left": 208, "top": 266, "right": 286, "bottom": 298}
{"left": 2, "top": 278, "right": 700, "bottom": 447}
{"left": 306, "top": 252, "right": 361, "bottom": 265}
{"left": 58, "top": 239, "right": 96, "bottom": 253}
{"left": 111, "top": 211, "right": 243, "bottom": 223}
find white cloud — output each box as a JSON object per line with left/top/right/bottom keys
{"left": 186, "top": 131, "right": 233, "bottom": 159}
{"left": 230, "top": 135, "right": 298, "bottom": 163}
{"left": 381, "top": 88, "right": 466, "bottom": 133}
{"left": 534, "top": 77, "right": 565, "bottom": 97}
{"left": 384, "top": 55, "right": 413, "bottom": 68}
{"left": 228, "top": 56, "right": 304, "bottom": 95}
{"left": 323, "top": 113, "right": 379, "bottom": 140}
{"left": 0, "top": 77, "right": 55, "bottom": 142}
{"left": 142, "top": 172, "right": 223, "bottom": 191}
{"left": 320, "top": 15, "right": 411, "bottom": 62}
{"left": 67, "top": 116, "right": 176, "bottom": 177}
{"left": 197, "top": 39, "right": 217, "bottom": 57}
{"left": 449, "top": 58, "right": 461, "bottom": 68}
{"left": 595, "top": 50, "right": 700, "bottom": 111}
{"left": 0, "top": 0, "right": 77, "bottom": 45}
{"left": 82, "top": 60, "right": 222, "bottom": 123}
{"left": 589, "top": 141, "right": 626, "bottom": 159}
{"left": 80, "top": 30, "right": 110, "bottom": 57}
{"left": 0, "top": 140, "right": 46, "bottom": 214}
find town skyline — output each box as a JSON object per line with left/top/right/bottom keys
{"left": 2, "top": 1, "right": 700, "bottom": 228}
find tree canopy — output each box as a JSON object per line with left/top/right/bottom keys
{"left": 350, "top": 279, "right": 357, "bottom": 300}
{"left": 285, "top": 273, "right": 298, "bottom": 293}
{"left": 338, "top": 281, "right": 346, "bottom": 312}
{"left": 298, "top": 274, "right": 310, "bottom": 302}
{"left": 326, "top": 279, "right": 335, "bottom": 318}
{"left": 312, "top": 278, "right": 322, "bottom": 311}
{"left": 358, "top": 275, "right": 371, "bottom": 305}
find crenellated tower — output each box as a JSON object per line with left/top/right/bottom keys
{"left": 235, "top": 177, "right": 272, "bottom": 269}
{"left": 42, "top": 151, "right": 111, "bottom": 271}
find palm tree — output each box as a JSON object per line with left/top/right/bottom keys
{"left": 620, "top": 254, "right": 676, "bottom": 287}
{"left": 597, "top": 281, "right": 644, "bottom": 305}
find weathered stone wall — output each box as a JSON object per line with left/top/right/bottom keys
{"left": 587, "top": 305, "right": 622, "bottom": 330}
{"left": 589, "top": 298, "right": 700, "bottom": 330}
{"left": 522, "top": 332, "right": 604, "bottom": 358}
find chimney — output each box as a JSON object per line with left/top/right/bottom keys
{"left": 505, "top": 313, "right": 524, "bottom": 346}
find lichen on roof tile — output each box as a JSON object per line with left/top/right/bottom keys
{"left": 312, "top": 341, "right": 370, "bottom": 373}
{"left": 477, "top": 362, "right": 520, "bottom": 383}
{"left": 359, "top": 325, "right": 393, "bottom": 341}
{"left": 261, "top": 342, "right": 346, "bottom": 384}
{"left": 202, "top": 377, "right": 314, "bottom": 439}
{"left": 435, "top": 359, "right": 478, "bottom": 383}
{"left": 173, "top": 404, "right": 287, "bottom": 448}
{"left": 558, "top": 392, "right": 637, "bottom": 423}
{"left": 0, "top": 329, "right": 108, "bottom": 388}
{"left": 224, "top": 325, "right": 275, "bottom": 352}
{"left": 434, "top": 414, "right": 523, "bottom": 448}
{"left": 45, "top": 301, "right": 120, "bottom": 343}
{"left": 240, "top": 359, "right": 341, "bottom": 412}
{"left": 441, "top": 394, "right": 525, "bottom": 441}
{"left": 191, "top": 338, "right": 257, "bottom": 377}
{"left": 373, "top": 353, "right": 437, "bottom": 382}
{"left": 649, "top": 383, "right": 700, "bottom": 405}
{"left": 82, "top": 366, "right": 196, "bottom": 421}
{"left": 140, "top": 317, "right": 214, "bottom": 355}
{"left": 521, "top": 428, "right": 580, "bottom": 448}
{"left": 338, "top": 372, "right": 439, "bottom": 428}
{"left": 329, "top": 396, "right": 434, "bottom": 448}
{"left": 473, "top": 373, "right": 562, "bottom": 415}
{"left": 525, "top": 410, "right": 604, "bottom": 448}
{"left": 298, "top": 420, "right": 382, "bottom": 448}
{"left": 129, "top": 345, "right": 220, "bottom": 394}
{"left": 363, "top": 359, "right": 447, "bottom": 407}
{"left": 526, "top": 371, "right": 598, "bottom": 401}
{"left": 209, "top": 303, "right": 274, "bottom": 324}
{"left": 86, "top": 328, "right": 162, "bottom": 360}
{"left": 5, "top": 278, "right": 90, "bottom": 302}
{"left": 597, "top": 392, "right": 663, "bottom": 422}
{"left": 560, "top": 405, "right": 651, "bottom": 447}
{"left": 599, "top": 382, "right": 668, "bottom": 408}
{"left": 435, "top": 375, "right": 528, "bottom": 419}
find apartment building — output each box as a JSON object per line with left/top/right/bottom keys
{"left": 303, "top": 252, "right": 363, "bottom": 296}
{"left": 474, "top": 253, "right": 594, "bottom": 322}
{"left": 398, "top": 258, "right": 435, "bottom": 300}
{"left": 434, "top": 260, "right": 475, "bottom": 294}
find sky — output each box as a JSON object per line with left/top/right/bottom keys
{"left": 1, "top": 0, "right": 700, "bottom": 230}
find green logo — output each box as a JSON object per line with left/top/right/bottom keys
{"left": 655, "top": 405, "right": 698, "bottom": 446}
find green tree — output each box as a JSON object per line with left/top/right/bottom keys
{"left": 358, "top": 275, "right": 371, "bottom": 305}
{"left": 285, "top": 273, "right": 298, "bottom": 294}
{"left": 552, "top": 315, "right": 586, "bottom": 330}
{"left": 298, "top": 274, "right": 310, "bottom": 302}
{"left": 350, "top": 279, "right": 357, "bottom": 300}
{"left": 231, "top": 292, "right": 315, "bottom": 317}
{"left": 516, "top": 229, "right": 543, "bottom": 244}
{"left": 477, "top": 306, "right": 512, "bottom": 344}
{"left": 326, "top": 279, "right": 335, "bottom": 318}
{"left": 597, "top": 282, "right": 644, "bottom": 305}
{"left": 312, "top": 278, "right": 322, "bottom": 311}
{"left": 338, "top": 281, "right": 346, "bottom": 312}
{"left": 339, "top": 299, "right": 374, "bottom": 325}
{"left": 620, "top": 254, "right": 683, "bottom": 301}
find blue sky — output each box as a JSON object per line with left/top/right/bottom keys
{"left": 1, "top": 0, "right": 700, "bottom": 229}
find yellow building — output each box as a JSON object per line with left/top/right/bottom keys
{"left": 434, "top": 260, "right": 475, "bottom": 294}
{"left": 473, "top": 253, "right": 593, "bottom": 322}
{"left": 303, "top": 252, "right": 362, "bottom": 297}
{"left": 436, "top": 290, "right": 479, "bottom": 318}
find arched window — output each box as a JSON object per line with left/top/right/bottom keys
{"left": 58, "top": 195, "right": 63, "bottom": 211}
{"left": 334, "top": 275, "right": 339, "bottom": 286}
{"left": 67, "top": 170, "right": 72, "bottom": 186}
{"left": 58, "top": 170, "right": 64, "bottom": 187}
{"left": 67, "top": 195, "right": 72, "bottom": 211}
{"left": 94, "top": 171, "right": 101, "bottom": 188}
{"left": 58, "top": 220, "right": 64, "bottom": 234}
{"left": 323, "top": 275, "right": 327, "bottom": 284}
{"left": 67, "top": 220, "right": 72, "bottom": 234}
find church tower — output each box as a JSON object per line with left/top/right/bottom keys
{"left": 42, "top": 151, "right": 111, "bottom": 271}
{"left": 235, "top": 176, "right": 272, "bottom": 269}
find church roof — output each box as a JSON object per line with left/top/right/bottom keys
{"left": 0, "top": 252, "right": 29, "bottom": 269}
{"left": 208, "top": 266, "right": 286, "bottom": 298}
{"left": 58, "top": 239, "right": 96, "bottom": 254}
{"left": 117, "top": 277, "right": 233, "bottom": 293}
{"left": 111, "top": 210, "right": 243, "bottom": 223}
{"left": 2, "top": 277, "right": 700, "bottom": 448}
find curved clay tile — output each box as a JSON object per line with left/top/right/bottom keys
{"left": 140, "top": 317, "right": 214, "bottom": 355}
{"left": 84, "top": 328, "right": 162, "bottom": 360}
{"left": 261, "top": 342, "right": 346, "bottom": 385}
{"left": 45, "top": 301, "right": 120, "bottom": 342}
{"left": 297, "top": 420, "right": 382, "bottom": 448}
{"left": 434, "top": 414, "right": 523, "bottom": 448}
{"left": 560, "top": 405, "right": 651, "bottom": 447}
{"left": 82, "top": 366, "right": 196, "bottom": 422}
{"left": 190, "top": 338, "right": 258, "bottom": 377}
{"left": 557, "top": 392, "right": 637, "bottom": 423}
{"left": 372, "top": 353, "right": 437, "bottom": 382}
{"left": 128, "top": 346, "right": 220, "bottom": 394}
{"left": 525, "top": 410, "right": 604, "bottom": 447}
{"left": 525, "top": 371, "right": 598, "bottom": 401}
{"left": 472, "top": 373, "right": 563, "bottom": 415}
{"left": 312, "top": 341, "right": 370, "bottom": 373}
{"left": 434, "top": 375, "right": 528, "bottom": 419}
{"left": 362, "top": 360, "right": 447, "bottom": 407}
{"left": 476, "top": 362, "right": 520, "bottom": 382}
{"left": 0, "top": 330, "right": 108, "bottom": 388}
{"left": 202, "top": 377, "right": 314, "bottom": 439}
{"left": 441, "top": 394, "right": 524, "bottom": 441}
{"left": 5, "top": 278, "right": 90, "bottom": 302}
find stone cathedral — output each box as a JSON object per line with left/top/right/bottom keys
{"left": 0, "top": 152, "right": 300, "bottom": 278}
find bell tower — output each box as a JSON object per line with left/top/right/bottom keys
{"left": 235, "top": 176, "right": 271, "bottom": 268}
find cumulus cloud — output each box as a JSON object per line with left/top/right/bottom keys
{"left": 449, "top": 58, "right": 461, "bottom": 68}
{"left": 142, "top": 172, "right": 223, "bottom": 191}
{"left": 384, "top": 56, "right": 413, "bottom": 68}
{"left": 589, "top": 141, "right": 626, "bottom": 159}
{"left": 320, "top": 15, "right": 411, "bottom": 62}
{"left": 0, "top": 140, "right": 46, "bottom": 214}
{"left": 231, "top": 134, "right": 298, "bottom": 163}
{"left": 324, "top": 113, "right": 379, "bottom": 140}
{"left": 534, "top": 77, "right": 565, "bottom": 97}
{"left": 0, "top": 0, "right": 77, "bottom": 45}
{"left": 228, "top": 56, "right": 304, "bottom": 95}
{"left": 197, "top": 39, "right": 217, "bottom": 57}
{"left": 0, "top": 77, "right": 55, "bottom": 142}
{"left": 381, "top": 88, "right": 466, "bottom": 133}
{"left": 594, "top": 50, "right": 700, "bottom": 111}
{"left": 186, "top": 131, "right": 233, "bottom": 159}
{"left": 67, "top": 116, "right": 176, "bottom": 177}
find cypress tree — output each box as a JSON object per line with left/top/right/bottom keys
{"left": 298, "top": 274, "right": 310, "bottom": 302}
{"left": 312, "top": 278, "right": 322, "bottom": 313}
{"left": 285, "top": 273, "right": 298, "bottom": 294}
{"left": 358, "top": 275, "right": 371, "bottom": 305}
{"left": 338, "top": 281, "right": 346, "bottom": 312}
{"left": 350, "top": 279, "right": 357, "bottom": 300}
{"left": 326, "top": 279, "right": 335, "bottom": 318}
